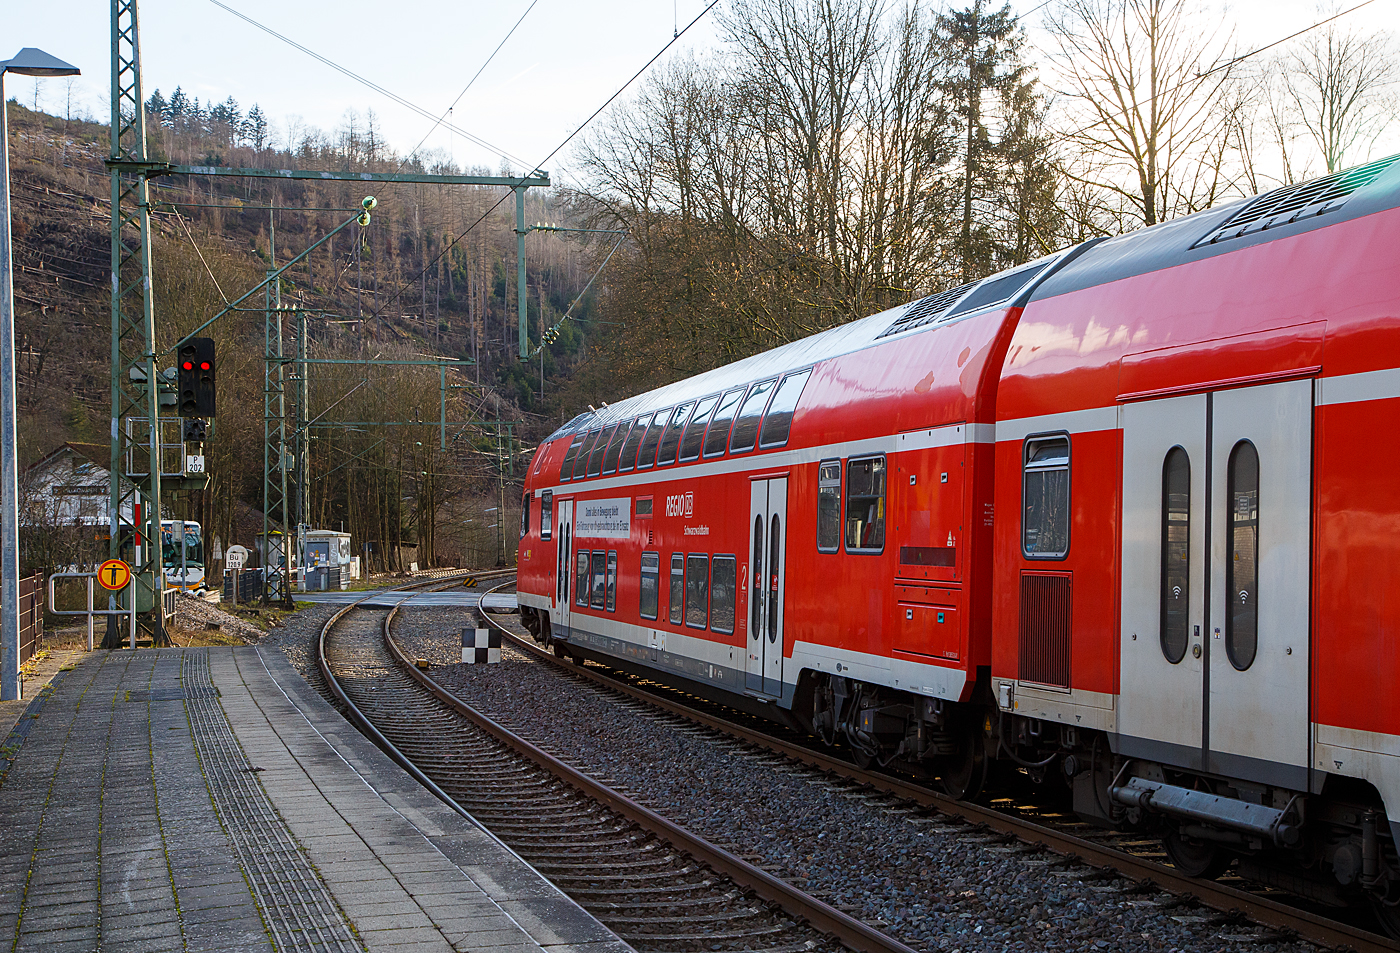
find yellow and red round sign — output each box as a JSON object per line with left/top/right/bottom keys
{"left": 98, "top": 559, "right": 132, "bottom": 591}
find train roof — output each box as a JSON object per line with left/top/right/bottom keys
{"left": 547, "top": 246, "right": 1077, "bottom": 441}
{"left": 1032, "top": 153, "right": 1400, "bottom": 301}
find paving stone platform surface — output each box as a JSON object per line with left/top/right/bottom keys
{"left": 0, "top": 645, "right": 630, "bottom": 953}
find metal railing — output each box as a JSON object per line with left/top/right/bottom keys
{"left": 47, "top": 572, "right": 137, "bottom": 651}
{"left": 19, "top": 573, "right": 43, "bottom": 664}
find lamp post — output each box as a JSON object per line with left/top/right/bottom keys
{"left": 1, "top": 49, "right": 80, "bottom": 701}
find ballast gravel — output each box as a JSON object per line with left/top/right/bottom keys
{"left": 272, "top": 600, "right": 1320, "bottom": 953}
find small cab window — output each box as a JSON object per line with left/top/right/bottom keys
{"left": 606, "top": 551, "right": 618, "bottom": 612}
{"left": 637, "top": 410, "right": 668, "bottom": 469}
{"left": 639, "top": 552, "right": 660, "bottom": 620}
{"left": 575, "top": 551, "right": 590, "bottom": 606}
{"left": 617, "top": 416, "right": 647, "bottom": 472}
{"left": 587, "top": 425, "right": 616, "bottom": 477}
{"left": 759, "top": 370, "right": 811, "bottom": 448}
{"left": 520, "top": 493, "right": 531, "bottom": 539}
{"left": 710, "top": 556, "right": 737, "bottom": 634}
{"left": 657, "top": 403, "right": 692, "bottom": 465}
{"left": 729, "top": 379, "right": 777, "bottom": 453}
{"left": 602, "top": 421, "right": 632, "bottom": 475}
{"left": 669, "top": 554, "right": 684, "bottom": 625}
{"left": 1023, "top": 435, "right": 1070, "bottom": 558}
{"left": 817, "top": 460, "right": 841, "bottom": 552}
{"left": 573, "top": 430, "right": 601, "bottom": 480}
{"left": 679, "top": 396, "right": 719, "bottom": 462}
{"left": 845, "top": 455, "right": 886, "bottom": 552}
{"left": 559, "top": 433, "right": 585, "bottom": 482}
{"left": 590, "top": 550, "right": 606, "bottom": 608}
{"left": 704, "top": 387, "right": 746, "bottom": 457}
{"left": 540, "top": 490, "right": 553, "bottom": 539}
{"left": 685, "top": 554, "right": 709, "bottom": 629}
{"left": 532, "top": 441, "right": 548, "bottom": 475}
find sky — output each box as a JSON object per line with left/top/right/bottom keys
{"left": 7, "top": 0, "right": 1399, "bottom": 190}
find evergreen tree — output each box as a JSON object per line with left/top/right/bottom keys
{"left": 146, "top": 89, "right": 168, "bottom": 125}
{"left": 245, "top": 104, "right": 269, "bottom": 151}
{"left": 167, "top": 86, "right": 190, "bottom": 124}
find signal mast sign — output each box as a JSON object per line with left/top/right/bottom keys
{"left": 98, "top": 559, "right": 133, "bottom": 591}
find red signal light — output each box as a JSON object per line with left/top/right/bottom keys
{"left": 199, "top": 361, "right": 211, "bottom": 370}
{"left": 182, "top": 361, "right": 193, "bottom": 370}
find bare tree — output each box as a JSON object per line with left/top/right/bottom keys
{"left": 1283, "top": 12, "right": 1396, "bottom": 173}
{"left": 1044, "top": 0, "right": 1242, "bottom": 228}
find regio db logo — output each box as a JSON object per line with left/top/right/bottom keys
{"left": 666, "top": 491, "right": 694, "bottom": 518}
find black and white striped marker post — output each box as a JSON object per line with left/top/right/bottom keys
{"left": 462, "top": 628, "right": 501, "bottom": 664}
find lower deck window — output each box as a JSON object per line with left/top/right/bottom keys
{"left": 669, "top": 554, "right": 684, "bottom": 625}
{"left": 606, "top": 551, "right": 618, "bottom": 612}
{"left": 685, "top": 554, "right": 709, "bottom": 629}
{"left": 575, "top": 551, "right": 589, "bottom": 607}
{"left": 844, "top": 455, "right": 886, "bottom": 552}
{"left": 590, "top": 550, "right": 606, "bottom": 608}
{"left": 640, "top": 552, "right": 659, "bottom": 620}
{"left": 710, "top": 556, "right": 736, "bottom": 634}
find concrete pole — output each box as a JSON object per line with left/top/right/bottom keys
{"left": 1, "top": 72, "right": 20, "bottom": 699}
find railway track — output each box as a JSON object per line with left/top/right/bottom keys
{"left": 316, "top": 573, "right": 919, "bottom": 953}
{"left": 469, "top": 583, "right": 1399, "bottom": 953}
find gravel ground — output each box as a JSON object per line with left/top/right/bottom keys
{"left": 387, "top": 605, "right": 1319, "bottom": 953}
{"left": 171, "top": 594, "right": 267, "bottom": 643}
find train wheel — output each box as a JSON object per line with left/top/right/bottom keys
{"left": 1162, "top": 828, "right": 1231, "bottom": 880}
{"left": 940, "top": 740, "right": 988, "bottom": 801}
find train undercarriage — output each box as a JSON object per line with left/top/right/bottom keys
{"left": 519, "top": 604, "right": 1400, "bottom": 936}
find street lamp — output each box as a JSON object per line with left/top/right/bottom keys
{"left": 2, "top": 48, "right": 80, "bottom": 701}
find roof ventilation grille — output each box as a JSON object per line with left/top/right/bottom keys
{"left": 1195, "top": 153, "right": 1400, "bottom": 248}
{"left": 877, "top": 280, "right": 978, "bottom": 339}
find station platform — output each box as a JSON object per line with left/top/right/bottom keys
{"left": 0, "top": 645, "right": 628, "bottom": 953}
{"left": 298, "top": 590, "right": 519, "bottom": 610}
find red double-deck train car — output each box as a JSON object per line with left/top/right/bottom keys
{"left": 516, "top": 154, "right": 1400, "bottom": 924}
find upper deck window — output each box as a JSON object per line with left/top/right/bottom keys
{"left": 572, "top": 430, "right": 601, "bottom": 481}
{"left": 587, "top": 425, "right": 616, "bottom": 477}
{"left": 729, "top": 379, "right": 777, "bottom": 454}
{"left": 704, "top": 388, "right": 746, "bottom": 458}
{"left": 558, "top": 433, "right": 585, "bottom": 482}
{"left": 617, "top": 416, "right": 647, "bottom": 472}
{"left": 759, "top": 370, "right": 811, "bottom": 449}
{"left": 637, "top": 410, "right": 668, "bottom": 469}
{"left": 602, "top": 421, "right": 632, "bottom": 474}
{"left": 657, "top": 403, "right": 692, "bottom": 466}
{"left": 680, "top": 396, "right": 719, "bottom": 462}
{"left": 1023, "top": 436, "right": 1070, "bottom": 558}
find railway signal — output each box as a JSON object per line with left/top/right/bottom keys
{"left": 177, "top": 338, "right": 216, "bottom": 417}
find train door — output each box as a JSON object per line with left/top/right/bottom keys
{"left": 556, "top": 499, "right": 574, "bottom": 636}
{"left": 1120, "top": 394, "right": 1209, "bottom": 766}
{"left": 1118, "top": 381, "right": 1312, "bottom": 784}
{"left": 746, "top": 477, "right": 788, "bottom": 696}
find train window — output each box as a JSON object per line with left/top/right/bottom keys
{"left": 704, "top": 387, "right": 747, "bottom": 457}
{"left": 521, "top": 493, "right": 531, "bottom": 540}
{"left": 1226, "top": 440, "right": 1260, "bottom": 671}
{"left": 657, "top": 403, "right": 692, "bottom": 466}
{"left": 844, "top": 455, "right": 887, "bottom": 552}
{"left": 591, "top": 551, "right": 606, "bottom": 608}
{"left": 1160, "top": 447, "right": 1191, "bottom": 664}
{"left": 606, "top": 551, "right": 618, "bottom": 612}
{"left": 573, "top": 430, "right": 601, "bottom": 480}
{"left": 669, "top": 554, "right": 684, "bottom": 625}
{"left": 575, "top": 551, "right": 590, "bottom": 607}
{"left": 685, "top": 554, "right": 709, "bottom": 629}
{"left": 730, "top": 379, "right": 777, "bottom": 453}
{"left": 636, "top": 496, "right": 653, "bottom": 517}
{"left": 558, "top": 433, "right": 585, "bottom": 482}
{"left": 637, "top": 410, "right": 668, "bottom": 470}
{"left": 768, "top": 516, "right": 782, "bottom": 641}
{"left": 1022, "top": 436, "right": 1070, "bottom": 558}
{"left": 679, "top": 396, "right": 719, "bottom": 462}
{"left": 540, "top": 490, "right": 553, "bottom": 539}
{"left": 817, "top": 460, "right": 841, "bottom": 552}
{"left": 711, "top": 556, "right": 736, "bottom": 634}
{"left": 759, "top": 369, "right": 811, "bottom": 449}
{"left": 640, "top": 552, "right": 660, "bottom": 620}
{"left": 751, "top": 517, "right": 765, "bottom": 639}
{"left": 602, "top": 421, "right": 631, "bottom": 475}
{"left": 618, "top": 416, "right": 647, "bottom": 472}
{"left": 587, "top": 425, "right": 615, "bottom": 477}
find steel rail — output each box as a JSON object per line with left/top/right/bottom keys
{"left": 480, "top": 585, "right": 1398, "bottom": 953}
{"left": 358, "top": 578, "right": 922, "bottom": 953}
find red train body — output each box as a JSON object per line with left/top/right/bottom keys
{"left": 516, "top": 155, "right": 1400, "bottom": 919}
